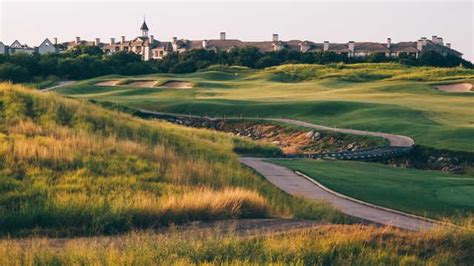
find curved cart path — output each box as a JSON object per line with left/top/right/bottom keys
{"left": 269, "top": 118, "right": 414, "bottom": 147}
{"left": 240, "top": 157, "right": 438, "bottom": 231}
{"left": 40, "top": 80, "right": 76, "bottom": 92}
{"left": 137, "top": 109, "right": 415, "bottom": 148}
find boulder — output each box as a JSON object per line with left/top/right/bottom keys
{"left": 305, "top": 131, "right": 321, "bottom": 141}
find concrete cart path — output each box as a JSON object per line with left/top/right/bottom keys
{"left": 240, "top": 157, "right": 437, "bottom": 231}
{"left": 40, "top": 80, "right": 76, "bottom": 92}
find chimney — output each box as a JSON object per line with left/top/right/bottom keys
{"left": 95, "top": 38, "right": 100, "bottom": 46}
{"left": 348, "top": 41, "right": 355, "bottom": 53}
{"left": 121, "top": 36, "right": 126, "bottom": 43}
{"left": 446, "top": 43, "right": 451, "bottom": 49}
{"left": 202, "top": 40, "right": 208, "bottom": 49}
{"left": 75, "top": 37, "right": 80, "bottom": 44}
{"left": 272, "top": 34, "right": 279, "bottom": 42}
{"left": 110, "top": 38, "right": 116, "bottom": 45}
{"left": 421, "top": 37, "right": 427, "bottom": 46}
{"left": 172, "top": 37, "right": 177, "bottom": 43}
{"left": 53, "top": 37, "right": 58, "bottom": 45}
{"left": 220, "top": 32, "right": 226, "bottom": 40}
{"left": 323, "top": 41, "right": 329, "bottom": 52}
{"left": 150, "top": 35, "right": 154, "bottom": 43}
{"left": 431, "top": 36, "right": 444, "bottom": 45}
{"left": 417, "top": 39, "right": 424, "bottom": 51}
{"left": 386, "top": 38, "right": 391, "bottom": 49}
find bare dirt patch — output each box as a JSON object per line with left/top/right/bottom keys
{"left": 160, "top": 80, "right": 194, "bottom": 89}
{"left": 125, "top": 80, "right": 158, "bottom": 88}
{"left": 435, "top": 83, "right": 473, "bottom": 92}
{"left": 95, "top": 80, "right": 120, "bottom": 86}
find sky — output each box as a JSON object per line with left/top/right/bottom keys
{"left": 1, "top": 0, "right": 473, "bottom": 61}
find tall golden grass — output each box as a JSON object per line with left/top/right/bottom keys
{"left": 0, "top": 224, "right": 472, "bottom": 264}
{"left": 0, "top": 83, "right": 342, "bottom": 236}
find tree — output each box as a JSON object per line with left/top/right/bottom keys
{"left": 255, "top": 56, "right": 280, "bottom": 69}
{"left": 0, "top": 63, "right": 30, "bottom": 82}
{"left": 169, "top": 61, "right": 198, "bottom": 73}
{"left": 368, "top": 53, "right": 388, "bottom": 63}
{"left": 8, "top": 53, "right": 39, "bottom": 76}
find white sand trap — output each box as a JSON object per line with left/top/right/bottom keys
{"left": 435, "top": 83, "right": 473, "bottom": 92}
{"left": 125, "top": 80, "right": 158, "bottom": 88}
{"left": 95, "top": 80, "right": 120, "bottom": 86}
{"left": 160, "top": 81, "right": 193, "bottom": 89}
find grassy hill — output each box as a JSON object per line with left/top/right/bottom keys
{"left": 57, "top": 63, "right": 474, "bottom": 153}
{"left": 0, "top": 83, "right": 342, "bottom": 236}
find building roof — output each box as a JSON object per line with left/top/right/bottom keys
{"left": 39, "top": 38, "right": 54, "bottom": 47}
{"left": 10, "top": 40, "right": 34, "bottom": 49}
{"left": 326, "top": 43, "right": 350, "bottom": 52}
{"left": 390, "top": 42, "right": 419, "bottom": 53}
{"left": 424, "top": 41, "right": 462, "bottom": 56}
{"left": 140, "top": 20, "right": 149, "bottom": 31}
{"left": 207, "top": 39, "right": 245, "bottom": 50}
{"left": 354, "top": 42, "right": 390, "bottom": 53}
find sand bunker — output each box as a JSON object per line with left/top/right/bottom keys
{"left": 95, "top": 79, "right": 193, "bottom": 89}
{"left": 160, "top": 81, "right": 193, "bottom": 89}
{"left": 95, "top": 80, "right": 120, "bottom": 86}
{"left": 125, "top": 80, "right": 158, "bottom": 88}
{"left": 435, "top": 83, "right": 473, "bottom": 92}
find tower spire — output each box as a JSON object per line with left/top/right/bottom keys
{"left": 140, "top": 16, "right": 149, "bottom": 37}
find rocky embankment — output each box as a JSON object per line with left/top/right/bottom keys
{"left": 160, "top": 115, "right": 473, "bottom": 174}
{"left": 162, "top": 117, "right": 384, "bottom": 155}
{"left": 381, "top": 146, "right": 474, "bottom": 175}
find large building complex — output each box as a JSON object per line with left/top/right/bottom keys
{"left": 0, "top": 20, "right": 463, "bottom": 60}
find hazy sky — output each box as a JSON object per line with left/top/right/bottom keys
{"left": 1, "top": 0, "right": 473, "bottom": 61}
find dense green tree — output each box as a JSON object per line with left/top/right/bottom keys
{"left": 0, "top": 63, "right": 30, "bottom": 83}
{"left": 368, "top": 53, "right": 389, "bottom": 63}
{"left": 169, "top": 61, "right": 198, "bottom": 73}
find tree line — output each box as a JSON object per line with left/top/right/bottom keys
{"left": 0, "top": 45, "right": 472, "bottom": 83}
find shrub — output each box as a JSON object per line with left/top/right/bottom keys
{"left": 0, "top": 63, "right": 29, "bottom": 83}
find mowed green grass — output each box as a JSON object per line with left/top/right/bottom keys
{"left": 56, "top": 64, "right": 474, "bottom": 152}
{"left": 270, "top": 159, "right": 474, "bottom": 219}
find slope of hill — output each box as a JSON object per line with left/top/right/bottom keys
{"left": 0, "top": 83, "right": 341, "bottom": 236}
